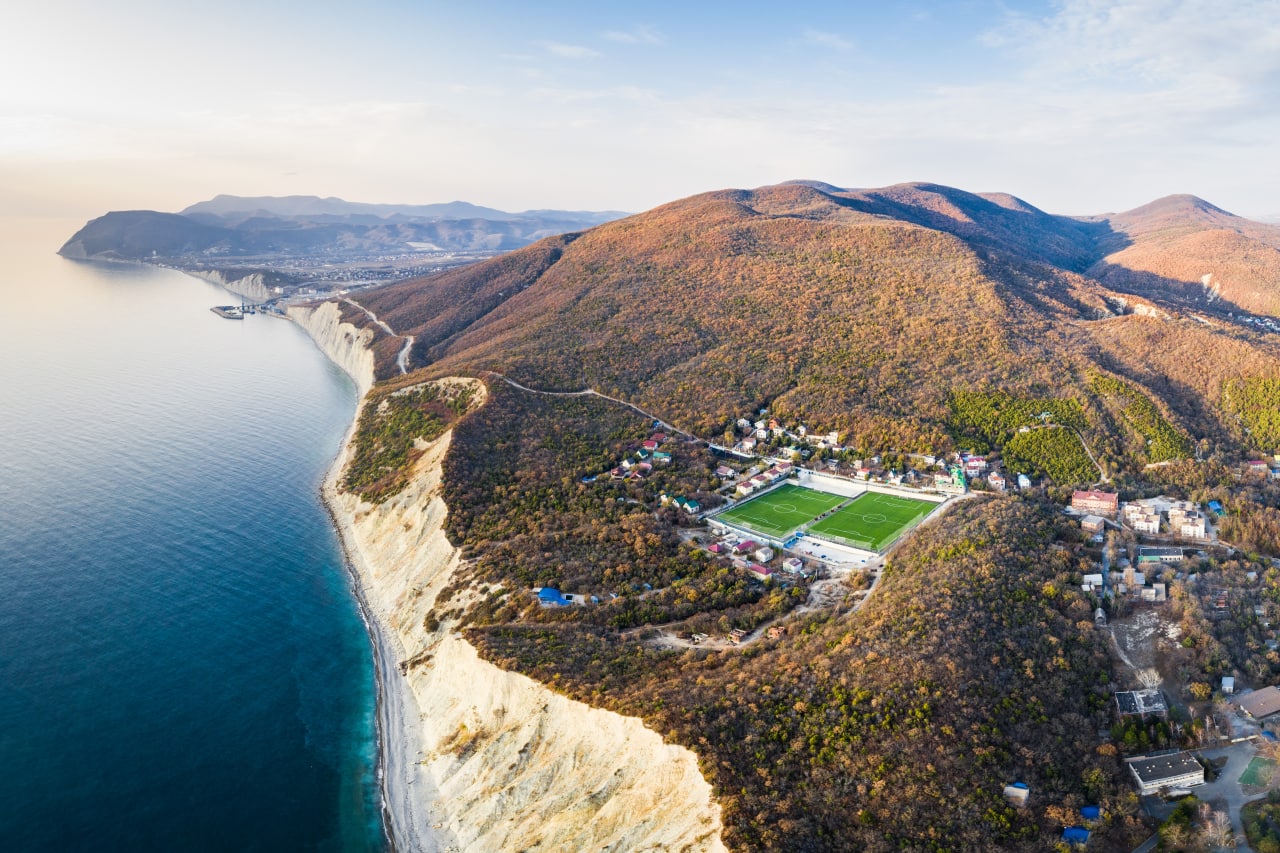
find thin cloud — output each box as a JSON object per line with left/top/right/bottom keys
{"left": 543, "top": 42, "right": 601, "bottom": 59}
{"left": 602, "top": 25, "right": 664, "bottom": 45}
{"left": 802, "top": 28, "right": 853, "bottom": 51}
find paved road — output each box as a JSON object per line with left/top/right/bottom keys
{"left": 1194, "top": 741, "right": 1269, "bottom": 852}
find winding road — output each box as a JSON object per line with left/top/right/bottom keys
{"left": 482, "top": 371, "right": 697, "bottom": 439}
{"left": 341, "top": 297, "right": 415, "bottom": 375}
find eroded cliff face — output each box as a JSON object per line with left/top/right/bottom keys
{"left": 288, "top": 302, "right": 376, "bottom": 397}
{"left": 324, "top": 377, "right": 726, "bottom": 853}
{"left": 189, "top": 269, "right": 273, "bottom": 302}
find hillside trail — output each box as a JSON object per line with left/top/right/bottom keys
{"left": 482, "top": 372, "right": 696, "bottom": 439}
{"left": 341, "top": 297, "right": 414, "bottom": 375}
{"left": 1028, "top": 422, "right": 1109, "bottom": 485}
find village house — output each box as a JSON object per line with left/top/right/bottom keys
{"left": 1081, "top": 515, "right": 1106, "bottom": 534}
{"left": 747, "top": 564, "right": 773, "bottom": 581}
{"left": 1072, "top": 490, "right": 1118, "bottom": 516}
{"left": 754, "top": 546, "right": 775, "bottom": 563}
{"left": 536, "top": 587, "right": 571, "bottom": 607}
{"left": 782, "top": 557, "right": 804, "bottom": 573}
{"left": 988, "top": 471, "right": 1007, "bottom": 492}
{"left": 1248, "top": 459, "right": 1271, "bottom": 476}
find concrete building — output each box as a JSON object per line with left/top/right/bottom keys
{"left": 1081, "top": 515, "right": 1106, "bottom": 534}
{"left": 1127, "top": 753, "right": 1205, "bottom": 795}
{"left": 1138, "top": 546, "right": 1185, "bottom": 566}
{"left": 1115, "top": 689, "right": 1167, "bottom": 717}
{"left": 1072, "top": 490, "right": 1118, "bottom": 516}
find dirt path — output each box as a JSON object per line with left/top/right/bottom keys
{"left": 483, "top": 371, "right": 697, "bottom": 439}
{"left": 1027, "top": 422, "right": 1108, "bottom": 485}
{"left": 341, "top": 297, "right": 414, "bottom": 375}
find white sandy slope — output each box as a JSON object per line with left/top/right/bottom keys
{"left": 297, "top": 306, "right": 727, "bottom": 852}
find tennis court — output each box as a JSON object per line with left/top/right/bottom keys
{"left": 808, "top": 491, "right": 937, "bottom": 552}
{"left": 716, "top": 483, "right": 846, "bottom": 539}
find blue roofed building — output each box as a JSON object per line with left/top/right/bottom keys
{"left": 537, "top": 587, "right": 569, "bottom": 607}
{"left": 1062, "top": 826, "right": 1090, "bottom": 845}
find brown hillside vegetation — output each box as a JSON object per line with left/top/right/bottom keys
{"left": 469, "top": 494, "right": 1146, "bottom": 852}
{"left": 348, "top": 181, "right": 1280, "bottom": 468}
{"left": 1087, "top": 194, "right": 1280, "bottom": 316}
{"left": 326, "top": 181, "right": 1280, "bottom": 851}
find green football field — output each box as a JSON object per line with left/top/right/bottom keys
{"left": 807, "top": 491, "right": 938, "bottom": 552}
{"left": 1241, "top": 756, "right": 1276, "bottom": 787}
{"left": 716, "top": 483, "right": 846, "bottom": 539}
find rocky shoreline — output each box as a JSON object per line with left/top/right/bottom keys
{"left": 291, "top": 300, "right": 727, "bottom": 852}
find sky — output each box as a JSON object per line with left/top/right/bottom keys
{"left": 3, "top": 0, "right": 1279, "bottom": 219}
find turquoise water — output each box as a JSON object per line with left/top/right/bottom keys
{"left": 0, "top": 218, "right": 385, "bottom": 851}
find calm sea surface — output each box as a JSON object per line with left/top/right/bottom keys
{"left": 0, "top": 218, "right": 385, "bottom": 851}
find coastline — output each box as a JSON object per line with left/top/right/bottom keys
{"left": 281, "top": 292, "right": 728, "bottom": 851}
{"left": 321, "top": 418, "right": 452, "bottom": 853}
{"left": 286, "top": 296, "right": 445, "bottom": 851}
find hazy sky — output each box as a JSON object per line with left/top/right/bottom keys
{"left": 3, "top": 0, "right": 1279, "bottom": 218}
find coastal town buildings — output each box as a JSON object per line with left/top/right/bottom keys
{"left": 1072, "top": 490, "right": 1118, "bottom": 516}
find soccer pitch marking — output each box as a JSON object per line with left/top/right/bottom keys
{"left": 808, "top": 492, "right": 938, "bottom": 552}
{"left": 715, "top": 484, "right": 847, "bottom": 538}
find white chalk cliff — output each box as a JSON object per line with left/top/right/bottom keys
{"left": 298, "top": 306, "right": 726, "bottom": 852}
{"left": 288, "top": 302, "right": 376, "bottom": 397}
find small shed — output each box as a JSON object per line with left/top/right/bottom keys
{"left": 1002, "top": 782, "right": 1029, "bottom": 807}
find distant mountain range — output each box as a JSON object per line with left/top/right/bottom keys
{"left": 58, "top": 195, "right": 629, "bottom": 261}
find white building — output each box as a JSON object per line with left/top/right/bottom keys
{"left": 1127, "top": 753, "right": 1205, "bottom": 795}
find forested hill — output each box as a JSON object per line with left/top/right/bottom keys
{"left": 347, "top": 180, "right": 1280, "bottom": 466}
{"left": 57, "top": 196, "right": 626, "bottom": 260}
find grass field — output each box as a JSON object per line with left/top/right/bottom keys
{"left": 808, "top": 491, "right": 938, "bottom": 552}
{"left": 716, "top": 483, "right": 846, "bottom": 539}
{"left": 1241, "top": 756, "right": 1277, "bottom": 787}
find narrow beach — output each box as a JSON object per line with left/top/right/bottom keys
{"left": 318, "top": 354, "right": 451, "bottom": 853}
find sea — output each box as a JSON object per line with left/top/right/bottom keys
{"left": 0, "top": 217, "right": 386, "bottom": 851}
